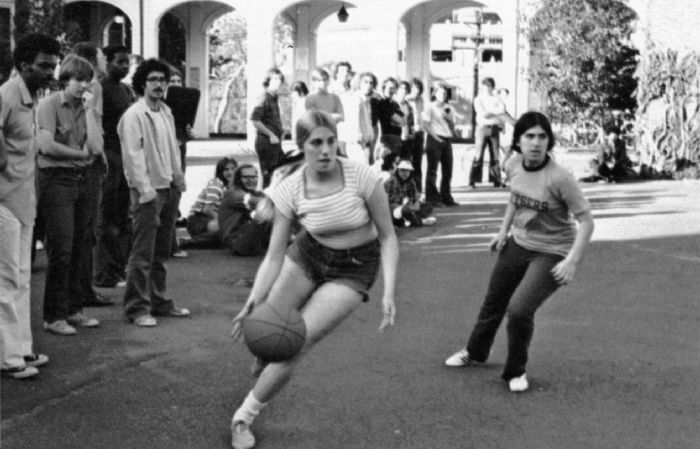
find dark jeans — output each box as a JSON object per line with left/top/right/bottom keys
{"left": 425, "top": 134, "right": 454, "bottom": 204}
{"left": 39, "top": 165, "right": 99, "bottom": 322}
{"left": 94, "top": 157, "right": 131, "bottom": 286}
{"left": 123, "top": 188, "right": 178, "bottom": 320}
{"left": 78, "top": 162, "right": 104, "bottom": 300}
{"left": 393, "top": 202, "right": 433, "bottom": 227}
{"left": 255, "top": 134, "right": 284, "bottom": 188}
{"left": 470, "top": 125, "right": 501, "bottom": 186}
{"left": 224, "top": 220, "right": 271, "bottom": 257}
{"left": 409, "top": 131, "right": 425, "bottom": 192}
{"left": 466, "top": 237, "right": 563, "bottom": 380}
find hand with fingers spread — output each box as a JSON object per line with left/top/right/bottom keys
{"left": 231, "top": 301, "right": 255, "bottom": 341}
{"left": 551, "top": 257, "right": 578, "bottom": 286}
{"left": 379, "top": 296, "right": 396, "bottom": 332}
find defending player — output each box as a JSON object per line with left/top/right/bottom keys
{"left": 445, "top": 111, "right": 594, "bottom": 392}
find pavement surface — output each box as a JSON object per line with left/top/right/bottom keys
{"left": 1, "top": 143, "right": 699, "bottom": 449}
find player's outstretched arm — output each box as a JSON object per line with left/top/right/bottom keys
{"left": 366, "top": 180, "right": 399, "bottom": 332}
{"left": 231, "top": 208, "right": 293, "bottom": 340}
{"left": 551, "top": 210, "right": 594, "bottom": 285}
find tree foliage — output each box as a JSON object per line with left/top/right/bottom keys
{"left": 527, "top": 0, "right": 638, "bottom": 125}
{"left": 14, "top": 0, "right": 78, "bottom": 53}
{"left": 634, "top": 47, "right": 700, "bottom": 177}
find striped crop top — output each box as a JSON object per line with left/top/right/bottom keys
{"left": 266, "top": 157, "right": 381, "bottom": 247}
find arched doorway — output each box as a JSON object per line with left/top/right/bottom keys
{"left": 64, "top": 1, "right": 133, "bottom": 49}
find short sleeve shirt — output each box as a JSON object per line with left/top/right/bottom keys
{"left": 0, "top": 76, "right": 38, "bottom": 225}
{"left": 267, "top": 158, "right": 380, "bottom": 246}
{"left": 250, "top": 91, "right": 283, "bottom": 139}
{"left": 304, "top": 92, "right": 344, "bottom": 120}
{"left": 36, "top": 91, "right": 93, "bottom": 168}
{"left": 506, "top": 153, "right": 591, "bottom": 257}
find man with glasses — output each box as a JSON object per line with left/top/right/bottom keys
{"left": 218, "top": 164, "right": 270, "bottom": 257}
{"left": 1, "top": 33, "right": 60, "bottom": 379}
{"left": 117, "top": 59, "right": 188, "bottom": 327}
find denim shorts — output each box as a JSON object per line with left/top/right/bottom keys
{"left": 287, "top": 231, "right": 380, "bottom": 302}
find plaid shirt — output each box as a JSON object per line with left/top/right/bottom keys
{"left": 384, "top": 174, "right": 418, "bottom": 208}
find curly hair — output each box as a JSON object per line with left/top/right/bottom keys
{"left": 131, "top": 58, "right": 170, "bottom": 96}
{"left": 13, "top": 33, "right": 60, "bottom": 71}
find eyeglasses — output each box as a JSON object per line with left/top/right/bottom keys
{"left": 146, "top": 76, "right": 167, "bottom": 83}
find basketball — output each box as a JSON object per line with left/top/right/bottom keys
{"left": 243, "top": 302, "right": 306, "bottom": 362}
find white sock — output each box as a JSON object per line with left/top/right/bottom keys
{"left": 232, "top": 391, "right": 267, "bottom": 425}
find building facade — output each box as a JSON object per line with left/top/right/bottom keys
{"left": 2, "top": 0, "right": 699, "bottom": 139}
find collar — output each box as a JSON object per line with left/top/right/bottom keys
{"left": 522, "top": 154, "right": 550, "bottom": 172}
{"left": 60, "top": 91, "right": 84, "bottom": 110}
{"left": 13, "top": 76, "right": 35, "bottom": 107}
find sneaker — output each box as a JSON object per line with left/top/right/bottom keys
{"left": 133, "top": 315, "right": 157, "bottom": 327}
{"left": 1, "top": 366, "right": 39, "bottom": 379}
{"left": 24, "top": 353, "right": 49, "bottom": 368}
{"left": 421, "top": 216, "right": 437, "bottom": 226}
{"left": 171, "top": 249, "right": 188, "bottom": 258}
{"left": 509, "top": 374, "right": 529, "bottom": 392}
{"left": 152, "top": 307, "right": 190, "bottom": 318}
{"left": 66, "top": 313, "right": 100, "bottom": 328}
{"left": 44, "top": 320, "right": 77, "bottom": 336}
{"left": 445, "top": 348, "right": 474, "bottom": 367}
{"left": 231, "top": 421, "right": 255, "bottom": 449}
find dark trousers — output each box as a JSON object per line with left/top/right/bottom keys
{"left": 94, "top": 157, "right": 132, "bottom": 286}
{"left": 255, "top": 135, "right": 284, "bottom": 188}
{"left": 424, "top": 134, "right": 454, "bottom": 204}
{"left": 78, "top": 163, "right": 103, "bottom": 300}
{"left": 392, "top": 202, "right": 433, "bottom": 227}
{"left": 466, "top": 238, "right": 563, "bottom": 380}
{"left": 470, "top": 125, "right": 501, "bottom": 186}
{"left": 409, "top": 131, "right": 424, "bottom": 192}
{"left": 39, "top": 166, "right": 99, "bottom": 322}
{"left": 123, "top": 188, "right": 178, "bottom": 320}
{"left": 224, "top": 221, "right": 272, "bottom": 257}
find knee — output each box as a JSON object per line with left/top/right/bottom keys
{"left": 506, "top": 306, "right": 533, "bottom": 327}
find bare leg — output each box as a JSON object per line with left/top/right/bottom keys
{"left": 253, "top": 282, "right": 363, "bottom": 402}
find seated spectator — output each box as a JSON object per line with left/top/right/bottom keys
{"left": 219, "top": 164, "right": 271, "bottom": 256}
{"left": 384, "top": 160, "right": 436, "bottom": 227}
{"left": 373, "top": 142, "right": 399, "bottom": 183}
{"left": 581, "top": 123, "right": 629, "bottom": 183}
{"left": 186, "top": 157, "right": 237, "bottom": 244}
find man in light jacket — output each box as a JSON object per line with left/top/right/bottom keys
{"left": 117, "top": 58, "right": 188, "bottom": 327}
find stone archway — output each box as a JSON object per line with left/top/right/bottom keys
{"left": 64, "top": 0, "right": 134, "bottom": 49}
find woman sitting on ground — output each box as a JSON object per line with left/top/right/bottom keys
{"left": 218, "top": 164, "right": 272, "bottom": 256}
{"left": 186, "top": 157, "right": 237, "bottom": 244}
{"left": 384, "top": 160, "right": 436, "bottom": 227}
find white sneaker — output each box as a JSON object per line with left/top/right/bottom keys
{"left": 421, "top": 216, "right": 437, "bottom": 226}
{"left": 445, "top": 348, "right": 474, "bottom": 367}
{"left": 231, "top": 421, "right": 255, "bottom": 449}
{"left": 44, "top": 320, "right": 77, "bottom": 336}
{"left": 66, "top": 313, "right": 100, "bottom": 328}
{"left": 509, "top": 374, "right": 529, "bottom": 392}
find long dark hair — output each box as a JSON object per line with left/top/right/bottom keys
{"left": 214, "top": 157, "right": 237, "bottom": 186}
{"left": 511, "top": 111, "right": 556, "bottom": 153}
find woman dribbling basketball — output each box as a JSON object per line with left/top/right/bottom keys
{"left": 229, "top": 110, "right": 399, "bottom": 449}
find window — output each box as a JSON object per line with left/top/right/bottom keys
{"left": 431, "top": 50, "right": 453, "bottom": 62}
